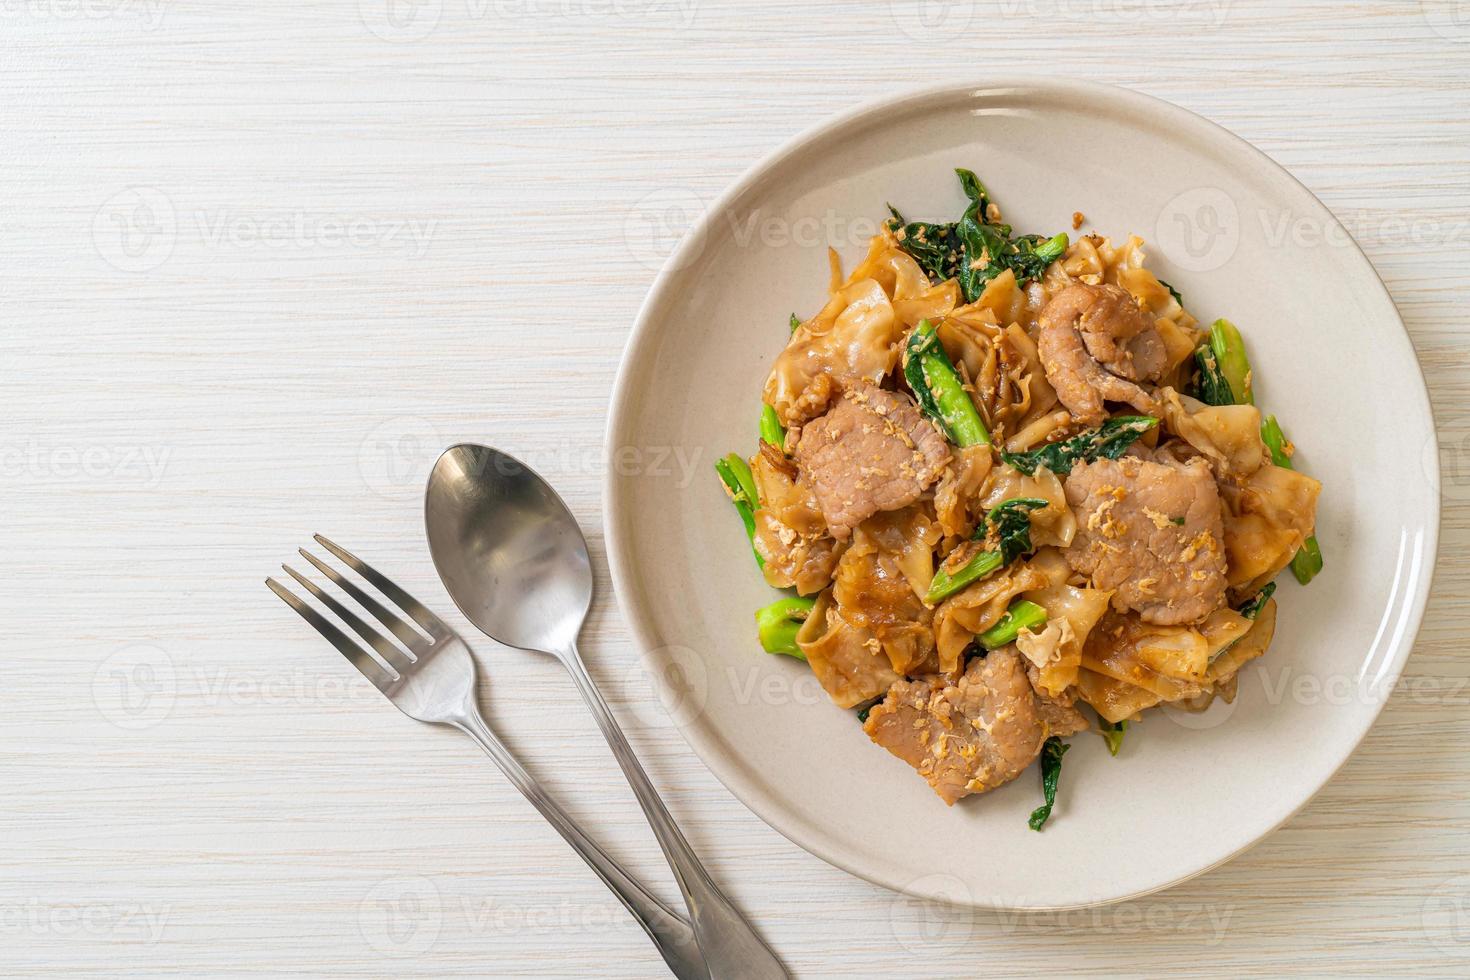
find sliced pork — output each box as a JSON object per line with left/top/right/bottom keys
{"left": 793, "top": 385, "right": 949, "bottom": 540}
{"left": 1063, "top": 455, "right": 1227, "bottom": 625}
{"left": 1038, "top": 282, "right": 1166, "bottom": 424}
{"left": 862, "top": 647, "right": 1087, "bottom": 805}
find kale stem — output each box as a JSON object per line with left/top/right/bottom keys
{"left": 926, "top": 499, "right": 1046, "bottom": 604}
{"left": 1035, "top": 232, "right": 1069, "bottom": 264}
{"left": 759, "top": 404, "right": 786, "bottom": 450}
{"left": 1209, "top": 318, "right": 1253, "bottom": 405}
{"left": 714, "top": 453, "right": 763, "bottom": 569}
{"left": 903, "top": 319, "right": 990, "bottom": 447}
{"left": 926, "top": 549, "right": 1003, "bottom": 604}
{"left": 755, "top": 597, "right": 815, "bottom": 659}
{"left": 1290, "top": 536, "right": 1324, "bottom": 585}
{"left": 977, "top": 599, "right": 1048, "bottom": 650}
{"left": 1261, "top": 415, "right": 1323, "bottom": 585}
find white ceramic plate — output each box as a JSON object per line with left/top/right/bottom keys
{"left": 604, "top": 80, "right": 1438, "bottom": 910}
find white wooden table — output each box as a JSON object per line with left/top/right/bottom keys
{"left": 4, "top": 2, "right": 1469, "bottom": 976}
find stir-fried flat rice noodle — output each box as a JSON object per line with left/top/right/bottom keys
{"left": 726, "top": 174, "right": 1321, "bottom": 812}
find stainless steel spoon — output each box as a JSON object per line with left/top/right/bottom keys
{"left": 425, "top": 443, "right": 787, "bottom": 980}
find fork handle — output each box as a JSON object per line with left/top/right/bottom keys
{"left": 558, "top": 643, "right": 788, "bottom": 980}
{"left": 451, "top": 705, "right": 709, "bottom": 980}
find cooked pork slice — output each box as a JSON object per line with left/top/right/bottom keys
{"left": 1038, "top": 283, "right": 1166, "bottom": 424}
{"left": 1063, "top": 455, "right": 1227, "bottom": 625}
{"left": 863, "top": 648, "right": 1086, "bottom": 806}
{"left": 1075, "top": 284, "right": 1167, "bottom": 381}
{"left": 1033, "top": 682, "right": 1088, "bottom": 737}
{"left": 793, "top": 385, "right": 950, "bottom": 540}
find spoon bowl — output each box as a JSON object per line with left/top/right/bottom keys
{"left": 425, "top": 443, "right": 592, "bottom": 657}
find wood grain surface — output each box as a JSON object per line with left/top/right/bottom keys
{"left": 3, "top": 2, "right": 1468, "bottom": 976}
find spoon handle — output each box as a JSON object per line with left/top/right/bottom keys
{"left": 559, "top": 642, "right": 789, "bottom": 980}
{"left": 451, "top": 703, "right": 710, "bottom": 980}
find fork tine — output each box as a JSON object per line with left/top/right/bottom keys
{"left": 266, "top": 577, "right": 397, "bottom": 690}
{"left": 314, "top": 534, "right": 448, "bottom": 636}
{"left": 299, "top": 549, "right": 430, "bottom": 649}
{"left": 283, "top": 565, "right": 416, "bottom": 671}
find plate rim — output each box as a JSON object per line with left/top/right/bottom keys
{"left": 603, "top": 77, "right": 1441, "bottom": 910}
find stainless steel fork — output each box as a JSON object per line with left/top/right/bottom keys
{"left": 267, "top": 535, "right": 708, "bottom": 980}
